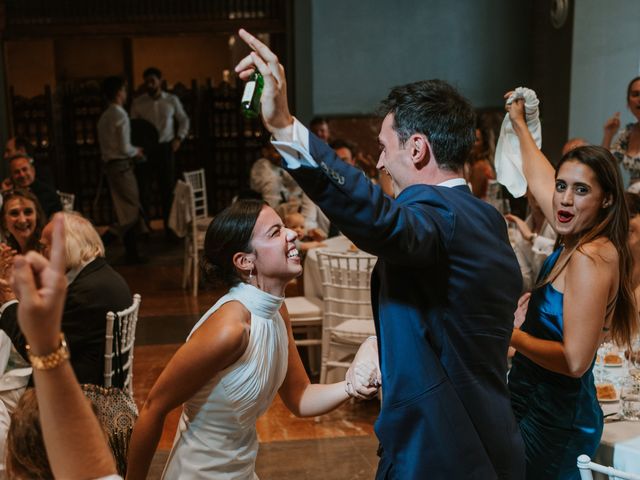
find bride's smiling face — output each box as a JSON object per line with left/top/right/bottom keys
{"left": 249, "top": 206, "right": 302, "bottom": 282}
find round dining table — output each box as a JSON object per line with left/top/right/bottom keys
{"left": 594, "top": 364, "right": 640, "bottom": 477}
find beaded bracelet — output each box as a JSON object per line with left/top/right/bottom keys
{"left": 26, "top": 333, "right": 70, "bottom": 370}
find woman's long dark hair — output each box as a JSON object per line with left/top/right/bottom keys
{"left": 547, "top": 146, "right": 637, "bottom": 348}
{"left": 201, "top": 199, "right": 265, "bottom": 288}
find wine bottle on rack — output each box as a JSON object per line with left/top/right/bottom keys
{"left": 240, "top": 72, "right": 263, "bottom": 119}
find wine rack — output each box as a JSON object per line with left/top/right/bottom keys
{"left": 9, "top": 85, "right": 55, "bottom": 177}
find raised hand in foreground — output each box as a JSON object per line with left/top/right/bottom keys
{"left": 11, "top": 214, "right": 118, "bottom": 480}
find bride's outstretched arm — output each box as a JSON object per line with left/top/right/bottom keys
{"left": 278, "top": 304, "right": 351, "bottom": 417}
{"left": 126, "top": 302, "right": 250, "bottom": 480}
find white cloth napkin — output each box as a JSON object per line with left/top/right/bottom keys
{"left": 495, "top": 87, "right": 542, "bottom": 198}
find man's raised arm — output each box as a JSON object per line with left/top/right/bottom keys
{"left": 234, "top": 30, "right": 445, "bottom": 265}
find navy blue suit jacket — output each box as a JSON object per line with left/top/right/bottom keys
{"left": 284, "top": 133, "right": 525, "bottom": 479}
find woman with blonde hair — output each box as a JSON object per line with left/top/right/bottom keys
{"left": 57, "top": 210, "right": 105, "bottom": 270}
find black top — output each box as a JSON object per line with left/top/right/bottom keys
{"left": 0, "top": 257, "right": 132, "bottom": 386}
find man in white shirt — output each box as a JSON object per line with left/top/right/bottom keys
{"left": 97, "top": 76, "right": 146, "bottom": 264}
{"left": 131, "top": 67, "right": 190, "bottom": 233}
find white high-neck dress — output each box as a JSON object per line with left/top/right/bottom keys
{"left": 161, "top": 283, "right": 289, "bottom": 479}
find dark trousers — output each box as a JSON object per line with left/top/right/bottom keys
{"left": 135, "top": 142, "right": 175, "bottom": 228}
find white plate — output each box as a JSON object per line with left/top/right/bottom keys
{"left": 595, "top": 357, "right": 624, "bottom": 368}
{"left": 604, "top": 362, "right": 624, "bottom": 368}
{"left": 599, "top": 395, "right": 620, "bottom": 403}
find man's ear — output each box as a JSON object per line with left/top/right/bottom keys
{"left": 232, "top": 252, "right": 255, "bottom": 278}
{"left": 410, "top": 134, "right": 431, "bottom": 169}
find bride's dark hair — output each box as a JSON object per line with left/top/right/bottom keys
{"left": 201, "top": 199, "right": 265, "bottom": 287}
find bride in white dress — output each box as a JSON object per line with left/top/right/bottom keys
{"left": 126, "top": 200, "right": 364, "bottom": 480}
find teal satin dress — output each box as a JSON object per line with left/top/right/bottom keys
{"left": 508, "top": 248, "right": 603, "bottom": 479}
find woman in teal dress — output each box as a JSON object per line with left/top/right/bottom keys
{"left": 506, "top": 94, "right": 638, "bottom": 479}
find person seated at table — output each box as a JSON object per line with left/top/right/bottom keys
{"left": 466, "top": 117, "right": 496, "bottom": 200}
{"left": 6, "top": 388, "right": 60, "bottom": 479}
{"left": 3, "top": 155, "right": 62, "bottom": 219}
{"left": 506, "top": 91, "right": 637, "bottom": 479}
{"left": 284, "top": 212, "right": 326, "bottom": 253}
{"left": 562, "top": 137, "right": 588, "bottom": 156}
{"left": 126, "top": 199, "right": 357, "bottom": 479}
{"left": 506, "top": 189, "right": 557, "bottom": 292}
{"left": 624, "top": 192, "right": 640, "bottom": 366}
{"left": 3, "top": 136, "right": 55, "bottom": 188}
{"left": 249, "top": 143, "right": 326, "bottom": 235}
{"left": 330, "top": 139, "right": 357, "bottom": 167}
{"left": 330, "top": 139, "right": 394, "bottom": 198}
{"left": 0, "top": 189, "right": 45, "bottom": 254}
{"left": 0, "top": 211, "right": 132, "bottom": 387}
{"left": 310, "top": 117, "right": 330, "bottom": 143}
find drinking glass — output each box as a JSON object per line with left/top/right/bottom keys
{"left": 620, "top": 375, "right": 640, "bottom": 421}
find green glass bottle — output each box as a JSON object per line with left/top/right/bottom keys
{"left": 240, "top": 72, "right": 264, "bottom": 119}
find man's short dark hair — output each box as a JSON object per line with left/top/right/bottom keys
{"left": 310, "top": 116, "right": 329, "bottom": 128}
{"left": 102, "top": 76, "right": 126, "bottom": 102}
{"left": 330, "top": 139, "right": 355, "bottom": 157}
{"left": 143, "top": 67, "right": 162, "bottom": 79}
{"left": 380, "top": 79, "right": 476, "bottom": 171}
{"left": 13, "top": 137, "right": 34, "bottom": 158}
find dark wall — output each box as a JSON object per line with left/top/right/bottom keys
{"left": 302, "top": 0, "right": 535, "bottom": 118}
{"left": 529, "top": 0, "right": 574, "bottom": 162}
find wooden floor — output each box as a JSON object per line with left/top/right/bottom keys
{"left": 110, "top": 228, "right": 380, "bottom": 478}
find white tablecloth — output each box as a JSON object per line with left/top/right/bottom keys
{"left": 595, "top": 365, "right": 640, "bottom": 476}
{"left": 303, "top": 235, "right": 355, "bottom": 299}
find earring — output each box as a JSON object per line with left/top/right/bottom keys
{"left": 248, "top": 267, "right": 254, "bottom": 280}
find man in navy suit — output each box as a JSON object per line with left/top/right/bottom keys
{"left": 236, "top": 30, "right": 525, "bottom": 479}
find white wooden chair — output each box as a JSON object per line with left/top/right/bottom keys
{"left": 183, "top": 168, "right": 212, "bottom": 232}
{"left": 284, "top": 296, "right": 324, "bottom": 374}
{"left": 104, "top": 294, "right": 141, "bottom": 396}
{"left": 57, "top": 190, "right": 75, "bottom": 212}
{"left": 578, "top": 455, "right": 640, "bottom": 480}
{"left": 182, "top": 169, "right": 214, "bottom": 296}
{"left": 316, "top": 250, "right": 377, "bottom": 384}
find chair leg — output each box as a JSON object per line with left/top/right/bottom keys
{"left": 320, "top": 330, "right": 330, "bottom": 384}
{"left": 182, "top": 240, "right": 191, "bottom": 290}
{"left": 192, "top": 251, "right": 198, "bottom": 297}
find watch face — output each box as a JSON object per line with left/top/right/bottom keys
{"left": 550, "top": 0, "right": 569, "bottom": 29}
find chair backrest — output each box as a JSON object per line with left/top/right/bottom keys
{"left": 56, "top": 190, "right": 75, "bottom": 212}
{"left": 183, "top": 169, "right": 209, "bottom": 221}
{"left": 577, "top": 454, "right": 640, "bottom": 480}
{"left": 104, "top": 294, "right": 142, "bottom": 395}
{"left": 316, "top": 250, "right": 377, "bottom": 329}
